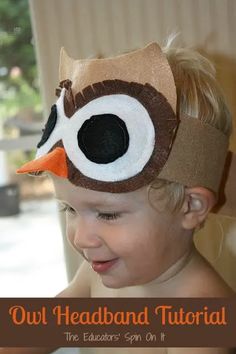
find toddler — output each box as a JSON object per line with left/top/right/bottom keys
{"left": 7, "top": 40, "right": 235, "bottom": 354}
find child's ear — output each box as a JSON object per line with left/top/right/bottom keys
{"left": 181, "top": 187, "right": 216, "bottom": 230}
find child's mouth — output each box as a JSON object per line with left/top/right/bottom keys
{"left": 91, "top": 259, "right": 118, "bottom": 273}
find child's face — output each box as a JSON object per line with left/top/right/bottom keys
{"left": 52, "top": 176, "right": 189, "bottom": 289}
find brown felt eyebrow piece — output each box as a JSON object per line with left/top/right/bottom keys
{"left": 57, "top": 79, "right": 173, "bottom": 119}
{"left": 56, "top": 79, "right": 76, "bottom": 118}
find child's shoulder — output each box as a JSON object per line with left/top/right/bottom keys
{"left": 175, "top": 248, "right": 234, "bottom": 297}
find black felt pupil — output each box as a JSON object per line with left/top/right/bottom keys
{"left": 77, "top": 114, "right": 129, "bottom": 164}
{"left": 37, "top": 105, "right": 57, "bottom": 148}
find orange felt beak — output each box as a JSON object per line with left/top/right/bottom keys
{"left": 16, "top": 147, "right": 68, "bottom": 178}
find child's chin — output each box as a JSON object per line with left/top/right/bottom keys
{"left": 100, "top": 275, "right": 131, "bottom": 289}
{"left": 100, "top": 274, "right": 140, "bottom": 289}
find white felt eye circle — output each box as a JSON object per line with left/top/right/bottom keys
{"left": 36, "top": 89, "right": 68, "bottom": 159}
{"left": 63, "top": 94, "right": 155, "bottom": 182}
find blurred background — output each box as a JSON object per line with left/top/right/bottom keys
{"left": 0, "top": 0, "right": 236, "bottom": 299}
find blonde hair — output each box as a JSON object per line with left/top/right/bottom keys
{"left": 149, "top": 37, "right": 232, "bottom": 213}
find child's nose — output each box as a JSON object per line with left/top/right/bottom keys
{"left": 73, "top": 218, "right": 103, "bottom": 250}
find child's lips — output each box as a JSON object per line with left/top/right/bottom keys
{"left": 91, "top": 258, "right": 118, "bottom": 273}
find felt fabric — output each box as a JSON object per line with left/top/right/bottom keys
{"left": 37, "top": 104, "right": 57, "bottom": 148}
{"left": 16, "top": 147, "right": 68, "bottom": 178}
{"left": 33, "top": 89, "right": 68, "bottom": 160}
{"left": 17, "top": 113, "right": 229, "bottom": 194}
{"left": 21, "top": 79, "right": 176, "bottom": 190}
{"left": 57, "top": 79, "right": 76, "bottom": 118}
{"left": 59, "top": 43, "right": 176, "bottom": 114}
{"left": 16, "top": 42, "right": 229, "bottom": 196}
{"left": 77, "top": 114, "right": 129, "bottom": 164}
{"left": 158, "top": 114, "right": 229, "bottom": 194}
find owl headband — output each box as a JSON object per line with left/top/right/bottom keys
{"left": 17, "top": 43, "right": 229, "bottom": 194}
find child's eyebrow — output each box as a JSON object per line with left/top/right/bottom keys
{"left": 54, "top": 196, "right": 124, "bottom": 208}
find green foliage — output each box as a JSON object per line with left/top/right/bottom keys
{"left": 0, "top": 0, "right": 36, "bottom": 88}
{"left": 0, "top": 0, "right": 42, "bottom": 121}
{"left": 0, "top": 77, "right": 42, "bottom": 119}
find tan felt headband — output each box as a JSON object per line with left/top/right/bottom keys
{"left": 16, "top": 42, "right": 229, "bottom": 196}
{"left": 16, "top": 113, "right": 228, "bottom": 194}
{"left": 159, "top": 114, "right": 229, "bottom": 194}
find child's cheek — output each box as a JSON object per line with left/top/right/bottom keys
{"left": 105, "top": 225, "right": 137, "bottom": 255}
{"left": 66, "top": 222, "right": 76, "bottom": 248}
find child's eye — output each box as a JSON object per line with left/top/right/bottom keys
{"left": 59, "top": 203, "right": 76, "bottom": 214}
{"left": 97, "top": 212, "right": 121, "bottom": 221}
